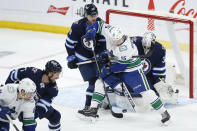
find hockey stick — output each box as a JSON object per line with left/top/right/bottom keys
{"left": 90, "top": 41, "right": 123, "bottom": 118}
{"left": 77, "top": 47, "right": 155, "bottom": 66}
{"left": 121, "top": 83, "right": 136, "bottom": 112}
{"left": 77, "top": 60, "right": 96, "bottom": 66}
{"left": 6, "top": 114, "right": 20, "bottom": 131}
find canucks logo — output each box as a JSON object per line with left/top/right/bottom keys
{"left": 141, "top": 58, "right": 151, "bottom": 75}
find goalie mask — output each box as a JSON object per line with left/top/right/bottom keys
{"left": 142, "top": 32, "right": 156, "bottom": 54}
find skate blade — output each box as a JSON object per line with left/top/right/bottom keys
{"left": 76, "top": 113, "right": 99, "bottom": 123}
{"left": 161, "top": 120, "right": 171, "bottom": 126}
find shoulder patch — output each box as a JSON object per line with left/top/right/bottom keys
{"left": 32, "top": 67, "right": 38, "bottom": 73}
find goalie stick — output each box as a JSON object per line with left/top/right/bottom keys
{"left": 6, "top": 114, "right": 20, "bottom": 131}
{"left": 90, "top": 41, "right": 123, "bottom": 118}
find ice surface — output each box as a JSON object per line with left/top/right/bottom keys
{"left": 0, "top": 29, "right": 197, "bottom": 131}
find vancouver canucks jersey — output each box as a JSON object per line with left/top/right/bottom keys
{"left": 93, "top": 21, "right": 142, "bottom": 72}
{"left": 65, "top": 17, "right": 106, "bottom": 62}
{"left": 5, "top": 67, "right": 58, "bottom": 103}
{"left": 0, "top": 84, "right": 35, "bottom": 125}
{"left": 131, "top": 36, "right": 166, "bottom": 84}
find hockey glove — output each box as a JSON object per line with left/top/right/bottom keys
{"left": 0, "top": 105, "right": 12, "bottom": 121}
{"left": 100, "top": 66, "right": 112, "bottom": 79}
{"left": 67, "top": 55, "right": 78, "bottom": 69}
{"left": 85, "top": 29, "right": 97, "bottom": 41}
{"left": 98, "top": 51, "right": 110, "bottom": 64}
{"left": 86, "top": 21, "right": 99, "bottom": 32}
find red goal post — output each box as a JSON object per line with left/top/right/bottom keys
{"left": 106, "top": 9, "right": 196, "bottom": 98}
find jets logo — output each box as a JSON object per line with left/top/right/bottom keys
{"left": 141, "top": 58, "right": 151, "bottom": 74}
{"left": 32, "top": 68, "right": 38, "bottom": 74}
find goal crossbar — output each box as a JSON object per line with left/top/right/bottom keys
{"left": 106, "top": 9, "right": 195, "bottom": 98}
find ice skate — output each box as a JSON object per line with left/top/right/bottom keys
{"left": 77, "top": 107, "right": 99, "bottom": 122}
{"left": 161, "top": 110, "right": 171, "bottom": 125}
{"left": 78, "top": 106, "right": 90, "bottom": 115}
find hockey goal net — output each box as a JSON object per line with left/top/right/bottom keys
{"left": 106, "top": 9, "right": 197, "bottom": 98}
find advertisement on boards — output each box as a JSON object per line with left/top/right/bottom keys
{"left": 0, "top": 0, "right": 196, "bottom": 27}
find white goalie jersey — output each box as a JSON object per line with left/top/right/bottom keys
{"left": 0, "top": 84, "right": 35, "bottom": 122}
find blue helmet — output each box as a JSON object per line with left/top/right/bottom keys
{"left": 84, "top": 4, "right": 98, "bottom": 17}
{"left": 45, "top": 60, "right": 62, "bottom": 74}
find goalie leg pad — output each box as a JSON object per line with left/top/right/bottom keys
{"left": 154, "top": 80, "right": 179, "bottom": 104}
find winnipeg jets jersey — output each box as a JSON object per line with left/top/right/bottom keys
{"left": 96, "top": 21, "right": 143, "bottom": 72}
{"left": 5, "top": 67, "right": 58, "bottom": 103}
{"left": 131, "top": 36, "right": 166, "bottom": 84}
{"left": 0, "top": 84, "right": 35, "bottom": 122}
{"left": 65, "top": 17, "right": 106, "bottom": 62}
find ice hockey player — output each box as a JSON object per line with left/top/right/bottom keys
{"left": 101, "top": 32, "right": 179, "bottom": 113}
{"left": 131, "top": 32, "right": 179, "bottom": 104}
{"left": 0, "top": 78, "right": 36, "bottom": 131}
{"left": 65, "top": 3, "right": 106, "bottom": 114}
{"left": 5, "top": 60, "right": 62, "bottom": 131}
{"left": 79, "top": 21, "right": 171, "bottom": 125}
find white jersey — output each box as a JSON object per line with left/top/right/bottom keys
{"left": 97, "top": 22, "right": 143, "bottom": 72}
{"left": 0, "top": 84, "right": 35, "bottom": 122}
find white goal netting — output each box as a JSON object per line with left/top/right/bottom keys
{"left": 106, "top": 9, "right": 197, "bottom": 98}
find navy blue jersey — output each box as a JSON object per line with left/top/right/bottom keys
{"left": 131, "top": 36, "right": 166, "bottom": 84}
{"left": 65, "top": 17, "right": 106, "bottom": 62}
{"left": 5, "top": 67, "right": 58, "bottom": 103}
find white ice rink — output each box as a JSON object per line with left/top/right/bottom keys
{"left": 0, "top": 28, "right": 197, "bottom": 131}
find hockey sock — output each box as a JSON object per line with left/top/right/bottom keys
{"left": 48, "top": 122, "right": 61, "bottom": 131}
{"left": 91, "top": 92, "right": 105, "bottom": 108}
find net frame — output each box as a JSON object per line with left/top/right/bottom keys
{"left": 106, "top": 9, "right": 195, "bottom": 98}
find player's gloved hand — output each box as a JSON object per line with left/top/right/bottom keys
{"left": 67, "top": 55, "right": 78, "bottom": 69}
{"left": 0, "top": 105, "right": 12, "bottom": 120}
{"left": 85, "top": 29, "right": 96, "bottom": 41}
{"left": 100, "top": 66, "right": 112, "bottom": 79}
{"left": 86, "top": 21, "right": 99, "bottom": 32}
{"left": 98, "top": 51, "right": 109, "bottom": 64}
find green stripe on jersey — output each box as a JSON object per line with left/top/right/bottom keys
{"left": 139, "top": 69, "right": 150, "bottom": 90}
{"left": 151, "top": 99, "right": 163, "bottom": 109}
{"left": 97, "top": 21, "right": 103, "bottom": 35}
{"left": 23, "top": 120, "right": 36, "bottom": 125}
{"left": 92, "top": 93, "right": 104, "bottom": 103}
{"left": 118, "top": 58, "right": 141, "bottom": 68}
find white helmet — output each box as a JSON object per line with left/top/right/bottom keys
{"left": 109, "top": 27, "right": 124, "bottom": 41}
{"left": 142, "top": 31, "right": 156, "bottom": 47}
{"left": 18, "top": 78, "right": 36, "bottom": 94}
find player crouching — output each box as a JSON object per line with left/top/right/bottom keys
{"left": 0, "top": 78, "right": 36, "bottom": 131}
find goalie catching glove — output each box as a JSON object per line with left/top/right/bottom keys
{"left": 154, "top": 78, "right": 179, "bottom": 104}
